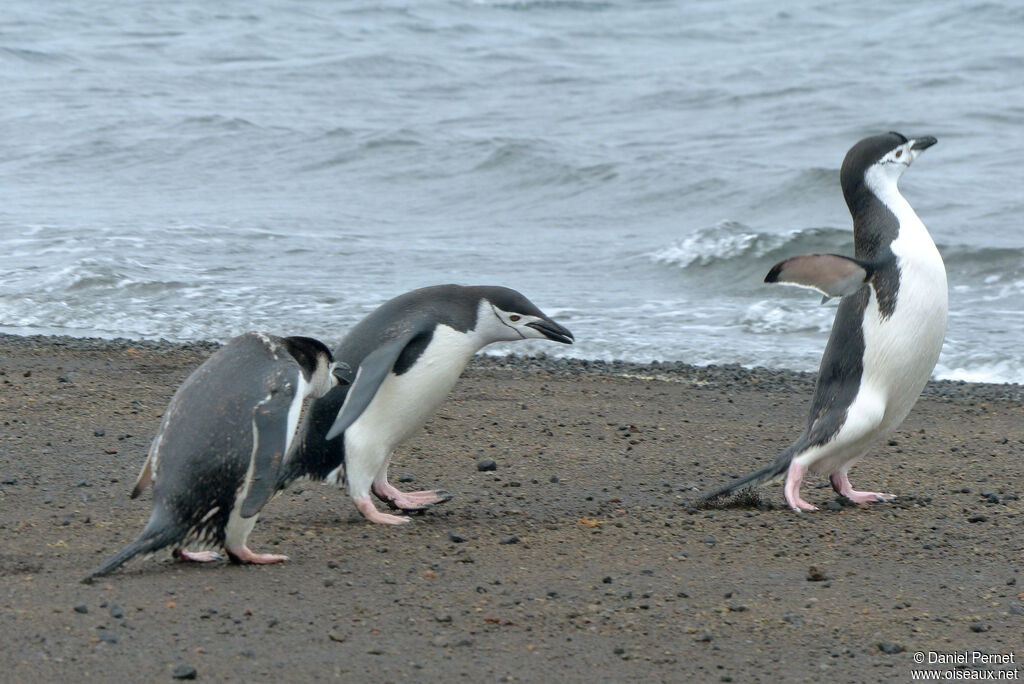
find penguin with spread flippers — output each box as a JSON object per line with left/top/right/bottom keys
{"left": 290, "top": 284, "right": 574, "bottom": 525}
{"left": 82, "top": 333, "right": 346, "bottom": 581}
{"left": 701, "top": 132, "right": 947, "bottom": 512}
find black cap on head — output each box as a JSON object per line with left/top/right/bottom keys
{"left": 840, "top": 132, "right": 909, "bottom": 194}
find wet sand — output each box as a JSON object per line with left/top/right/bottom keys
{"left": 0, "top": 334, "right": 1021, "bottom": 682}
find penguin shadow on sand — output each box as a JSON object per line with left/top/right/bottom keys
{"left": 699, "top": 132, "right": 947, "bottom": 513}
{"left": 83, "top": 285, "right": 572, "bottom": 580}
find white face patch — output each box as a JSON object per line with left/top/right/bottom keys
{"left": 489, "top": 305, "right": 550, "bottom": 342}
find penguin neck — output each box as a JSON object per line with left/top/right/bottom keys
{"left": 850, "top": 171, "right": 935, "bottom": 261}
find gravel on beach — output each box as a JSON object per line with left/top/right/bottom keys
{"left": 0, "top": 334, "right": 1020, "bottom": 682}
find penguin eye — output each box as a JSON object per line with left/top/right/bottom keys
{"left": 509, "top": 315, "right": 521, "bottom": 322}
{"left": 894, "top": 149, "right": 903, "bottom": 159}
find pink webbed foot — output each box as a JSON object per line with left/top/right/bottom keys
{"left": 372, "top": 481, "right": 452, "bottom": 511}
{"left": 173, "top": 549, "right": 223, "bottom": 563}
{"left": 354, "top": 495, "right": 412, "bottom": 525}
{"left": 830, "top": 472, "right": 895, "bottom": 504}
{"left": 784, "top": 460, "right": 818, "bottom": 512}
{"left": 225, "top": 547, "right": 290, "bottom": 565}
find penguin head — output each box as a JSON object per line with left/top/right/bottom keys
{"left": 282, "top": 336, "right": 351, "bottom": 396}
{"left": 841, "top": 131, "right": 937, "bottom": 202}
{"left": 473, "top": 286, "right": 574, "bottom": 345}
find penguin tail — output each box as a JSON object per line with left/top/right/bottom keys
{"left": 697, "top": 446, "right": 796, "bottom": 503}
{"left": 80, "top": 514, "right": 183, "bottom": 583}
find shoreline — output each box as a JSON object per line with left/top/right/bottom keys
{"left": 1, "top": 331, "right": 1021, "bottom": 681}
{"left": 3, "top": 331, "right": 1022, "bottom": 402}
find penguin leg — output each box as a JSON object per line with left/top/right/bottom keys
{"left": 346, "top": 440, "right": 411, "bottom": 525}
{"left": 783, "top": 460, "right": 818, "bottom": 512}
{"left": 370, "top": 452, "right": 451, "bottom": 510}
{"left": 174, "top": 549, "right": 223, "bottom": 563}
{"left": 372, "top": 480, "right": 452, "bottom": 510}
{"left": 223, "top": 507, "right": 290, "bottom": 564}
{"left": 829, "top": 470, "right": 895, "bottom": 504}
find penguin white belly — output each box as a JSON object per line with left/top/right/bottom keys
{"left": 346, "top": 326, "right": 479, "bottom": 457}
{"left": 802, "top": 232, "right": 947, "bottom": 477}
{"left": 863, "top": 230, "right": 948, "bottom": 433}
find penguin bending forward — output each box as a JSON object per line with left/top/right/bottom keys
{"left": 290, "top": 284, "right": 574, "bottom": 525}
{"left": 82, "top": 333, "right": 346, "bottom": 581}
{"left": 702, "top": 132, "right": 947, "bottom": 512}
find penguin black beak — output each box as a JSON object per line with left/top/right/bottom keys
{"left": 910, "top": 136, "right": 937, "bottom": 152}
{"left": 332, "top": 362, "right": 352, "bottom": 386}
{"left": 527, "top": 319, "right": 574, "bottom": 344}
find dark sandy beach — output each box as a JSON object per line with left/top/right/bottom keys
{"left": 0, "top": 333, "right": 1020, "bottom": 682}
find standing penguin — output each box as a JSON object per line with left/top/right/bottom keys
{"left": 82, "top": 333, "right": 346, "bottom": 581}
{"left": 702, "top": 132, "right": 947, "bottom": 512}
{"left": 290, "top": 284, "right": 573, "bottom": 525}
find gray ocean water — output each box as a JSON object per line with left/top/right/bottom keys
{"left": 2, "top": 1, "right": 1023, "bottom": 382}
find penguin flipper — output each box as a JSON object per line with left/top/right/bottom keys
{"left": 130, "top": 454, "right": 154, "bottom": 498}
{"left": 239, "top": 384, "right": 297, "bottom": 519}
{"left": 324, "top": 336, "right": 413, "bottom": 441}
{"left": 765, "top": 253, "right": 872, "bottom": 299}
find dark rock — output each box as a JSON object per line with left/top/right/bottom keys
{"left": 967, "top": 514, "right": 988, "bottom": 523}
{"left": 398, "top": 474, "right": 415, "bottom": 483}
{"left": 877, "top": 642, "right": 904, "bottom": 654}
{"left": 109, "top": 604, "right": 124, "bottom": 619}
{"left": 93, "top": 428, "right": 105, "bottom": 437}
{"left": 73, "top": 604, "right": 88, "bottom": 614}
{"left": 477, "top": 459, "right": 497, "bottom": 472}
{"left": 172, "top": 664, "right": 198, "bottom": 680}
{"left": 970, "top": 622, "right": 991, "bottom": 633}
{"left": 448, "top": 531, "right": 466, "bottom": 543}
{"left": 499, "top": 535, "right": 520, "bottom": 545}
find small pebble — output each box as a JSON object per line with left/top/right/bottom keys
{"left": 73, "top": 604, "right": 89, "bottom": 614}
{"left": 970, "top": 622, "right": 991, "bottom": 633}
{"left": 499, "top": 535, "right": 520, "bottom": 545}
{"left": 448, "top": 531, "right": 466, "bottom": 543}
{"left": 477, "top": 459, "right": 497, "bottom": 472}
{"left": 109, "top": 604, "right": 124, "bottom": 619}
{"left": 93, "top": 428, "right": 105, "bottom": 437}
{"left": 98, "top": 630, "right": 119, "bottom": 644}
{"left": 877, "top": 642, "right": 904, "bottom": 654}
{"left": 807, "top": 566, "right": 828, "bottom": 582}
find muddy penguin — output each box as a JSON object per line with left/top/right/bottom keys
{"left": 290, "top": 284, "right": 574, "bottom": 524}
{"left": 82, "top": 333, "right": 346, "bottom": 581}
{"left": 701, "top": 132, "right": 947, "bottom": 512}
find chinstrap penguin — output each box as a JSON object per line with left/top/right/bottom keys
{"left": 290, "top": 284, "right": 574, "bottom": 525}
{"left": 82, "top": 333, "right": 347, "bottom": 582}
{"left": 701, "top": 132, "right": 947, "bottom": 512}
